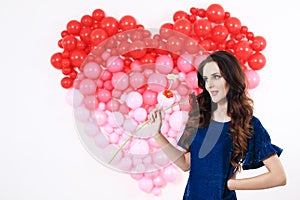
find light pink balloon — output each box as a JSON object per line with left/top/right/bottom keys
{"left": 162, "top": 164, "right": 180, "bottom": 182}
{"left": 152, "top": 187, "right": 162, "bottom": 196}
{"left": 111, "top": 72, "right": 129, "bottom": 90}
{"left": 94, "top": 133, "right": 109, "bottom": 149}
{"left": 130, "top": 173, "right": 144, "bottom": 180}
{"left": 155, "top": 55, "right": 174, "bottom": 74}
{"left": 169, "top": 111, "right": 184, "bottom": 131}
{"left": 83, "top": 61, "right": 102, "bottom": 79}
{"left": 245, "top": 69, "right": 260, "bottom": 89}
{"left": 143, "top": 90, "right": 158, "bottom": 106}
{"left": 101, "top": 144, "right": 122, "bottom": 164}
{"left": 79, "top": 78, "right": 97, "bottom": 95}
{"left": 194, "top": 54, "right": 207, "bottom": 68}
{"left": 109, "top": 133, "right": 120, "bottom": 144}
{"left": 157, "top": 91, "right": 175, "bottom": 107}
{"left": 95, "top": 110, "right": 108, "bottom": 126}
{"left": 118, "top": 157, "right": 132, "bottom": 172}
{"left": 152, "top": 151, "right": 170, "bottom": 167}
{"left": 133, "top": 107, "right": 147, "bottom": 122}
{"left": 129, "top": 139, "right": 149, "bottom": 155}
{"left": 153, "top": 175, "right": 167, "bottom": 187}
{"left": 130, "top": 72, "right": 146, "bottom": 89}
{"left": 108, "top": 112, "right": 124, "bottom": 127}
{"left": 123, "top": 118, "right": 138, "bottom": 132}
{"left": 74, "top": 106, "right": 90, "bottom": 122}
{"left": 138, "top": 177, "right": 153, "bottom": 193}
{"left": 107, "top": 56, "right": 125, "bottom": 73}
{"left": 106, "top": 99, "right": 120, "bottom": 112}
{"left": 148, "top": 73, "right": 167, "bottom": 92}
{"left": 126, "top": 91, "right": 143, "bottom": 109}
{"left": 84, "top": 122, "right": 99, "bottom": 137}
{"left": 177, "top": 53, "right": 194, "bottom": 73}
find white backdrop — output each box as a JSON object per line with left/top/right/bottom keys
{"left": 1, "top": 0, "right": 299, "bottom": 199}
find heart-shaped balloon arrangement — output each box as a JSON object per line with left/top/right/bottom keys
{"left": 50, "top": 4, "right": 267, "bottom": 196}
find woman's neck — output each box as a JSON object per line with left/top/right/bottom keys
{"left": 212, "top": 102, "right": 231, "bottom": 122}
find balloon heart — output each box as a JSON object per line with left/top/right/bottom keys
{"left": 50, "top": 3, "right": 266, "bottom": 196}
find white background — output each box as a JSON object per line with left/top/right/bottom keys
{"left": 1, "top": 0, "right": 299, "bottom": 199}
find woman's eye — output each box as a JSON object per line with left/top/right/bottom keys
{"left": 214, "top": 75, "right": 222, "bottom": 80}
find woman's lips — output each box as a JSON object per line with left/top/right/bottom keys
{"left": 210, "top": 91, "right": 218, "bottom": 96}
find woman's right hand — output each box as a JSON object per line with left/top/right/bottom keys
{"left": 148, "top": 108, "right": 163, "bottom": 135}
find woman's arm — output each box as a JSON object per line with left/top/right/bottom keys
{"left": 227, "top": 154, "right": 286, "bottom": 190}
{"left": 153, "top": 133, "right": 190, "bottom": 171}
{"left": 149, "top": 109, "right": 190, "bottom": 172}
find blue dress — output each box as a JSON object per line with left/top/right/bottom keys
{"left": 177, "top": 116, "right": 282, "bottom": 200}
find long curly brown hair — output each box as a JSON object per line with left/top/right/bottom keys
{"left": 195, "top": 50, "right": 254, "bottom": 169}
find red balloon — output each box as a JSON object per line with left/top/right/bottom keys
{"left": 251, "top": 36, "right": 267, "bottom": 51}
{"left": 173, "top": 18, "right": 192, "bottom": 35}
{"left": 92, "top": 9, "right": 105, "bottom": 21}
{"left": 70, "top": 50, "right": 87, "bottom": 67}
{"left": 234, "top": 41, "right": 253, "bottom": 60}
{"left": 51, "top": 52, "right": 63, "bottom": 69}
{"left": 129, "top": 40, "right": 147, "bottom": 59}
{"left": 193, "top": 19, "right": 211, "bottom": 37}
{"left": 248, "top": 52, "right": 266, "bottom": 70}
{"left": 100, "top": 16, "right": 119, "bottom": 36}
{"left": 90, "top": 28, "right": 108, "bottom": 45}
{"left": 166, "top": 35, "right": 184, "bottom": 52}
{"left": 211, "top": 25, "right": 228, "bottom": 42}
{"left": 79, "top": 27, "right": 92, "bottom": 43}
{"left": 119, "top": 15, "right": 137, "bottom": 31}
{"left": 66, "top": 20, "right": 81, "bottom": 35}
{"left": 159, "top": 23, "right": 174, "bottom": 39}
{"left": 81, "top": 15, "right": 93, "bottom": 27}
{"left": 224, "top": 17, "right": 241, "bottom": 34}
{"left": 184, "top": 35, "right": 200, "bottom": 54}
{"left": 206, "top": 4, "right": 225, "bottom": 23}
{"left": 61, "top": 77, "right": 74, "bottom": 89}
{"left": 62, "top": 35, "right": 77, "bottom": 51}
{"left": 173, "top": 10, "right": 189, "bottom": 22}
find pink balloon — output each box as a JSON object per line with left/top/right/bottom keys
{"left": 106, "top": 99, "right": 120, "bottom": 112}
{"left": 108, "top": 112, "right": 124, "bottom": 127}
{"left": 186, "top": 71, "right": 198, "bottom": 89}
{"left": 155, "top": 55, "right": 174, "bottom": 74}
{"left": 107, "top": 56, "right": 125, "bottom": 72}
{"left": 143, "top": 90, "right": 158, "bottom": 106}
{"left": 152, "top": 187, "right": 162, "bottom": 196}
{"left": 83, "top": 61, "right": 102, "bottom": 79}
{"left": 148, "top": 73, "right": 167, "bottom": 92}
{"left": 130, "top": 72, "right": 146, "bottom": 89}
{"left": 109, "top": 133, "right": 120, "bottom": 144}
{"left": 177, "top": 84, "right": 189, "bottom": 96}
{"left": 130, "top": 173, "right": 144, "bottom": 180}
{"left": 245, "top": 69, "right": 260, "bottom": 89}
{"left": 83, "top": 95, "right": 98, "bottom": 110}
{"left": 111, "top": 72, "right": 129, "bottom": 90}
{"left": 96, "top": 89, "right": 112, "bottom": 103}
{"left": 79, "top": 78, "right": 97, "bottom": 95}
{"left": 123, "top": 118, "right": 138, "bottom": 132}
{"left": 177, "top": 54, "right": 194, "bottom": 73}
{"left": 138, "top": 177, "right": 153, "bottom": 193}
{"left": 130, "top": 60, "right": 143, "bottom": 72}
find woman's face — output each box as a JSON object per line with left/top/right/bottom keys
{"left": 202, "top": 62, "right": 229, "bottom": 105}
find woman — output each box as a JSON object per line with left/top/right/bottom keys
{"left": 149, "top": 50, "right": 286, "bottom": 199}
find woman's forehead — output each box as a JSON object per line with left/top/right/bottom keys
{"left": 203, "top": 62, "right": 220, "bottom": 76}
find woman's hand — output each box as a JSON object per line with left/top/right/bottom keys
{"left": 148, "top": 108, "right": 163, "bottom": 135}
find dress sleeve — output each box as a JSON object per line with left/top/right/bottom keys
{"left": 242, "top": 117, "right": 283, "bottom": 170}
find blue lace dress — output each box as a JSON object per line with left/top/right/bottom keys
{"left": 177, "top": 116, "right": 283, "bottom": 200}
